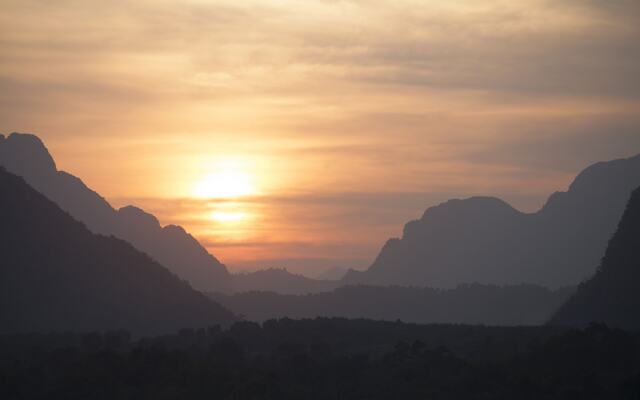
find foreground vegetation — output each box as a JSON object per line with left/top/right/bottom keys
{"left": 1, "top": 318, "right": 638, "bottom": 399}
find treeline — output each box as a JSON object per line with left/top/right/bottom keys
{"left": 1, "top": 319, "right": 638, "bottom": 399}
{"left": 211, "top": 283, "right": 575, "bottom": 325}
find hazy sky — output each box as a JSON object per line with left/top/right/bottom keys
{"left": 2, "top": 0, "right": 639, "bottom": 274}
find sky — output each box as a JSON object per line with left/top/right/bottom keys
{"left": 1, "top": 0, "right": 640, "bottom": 275}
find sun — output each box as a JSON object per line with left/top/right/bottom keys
{"left": 192, "top": 158, "right": 259, "bottom": 225}
{"left": 193, "top": 168, "right": 257, "bottom": 199}
{"left": 210, "top": 210, "right": 245, "bottom": 223}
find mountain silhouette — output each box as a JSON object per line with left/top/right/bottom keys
{"left": 345, "top": 154, "right": 640, "bottom": 288}
{"left": 549, "top": 187, "right": 640, "bottom": 330}
{"left": 317, "top": 266, "right": 349, "bottom": 281}
{"left": 0, "top": 167, "right": 236, "bottom": 334}
{"left": 211, "top": 283, "right": 574, "bottom": 325}
{"left": 0, "top": 133, "right": 231, "bottom": 292}
{"left": 231, "top": 268, "right": 340, "bottom": 295}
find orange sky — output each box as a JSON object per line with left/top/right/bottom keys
{"left": 1, "top": 0, "right": 639, "bottom": 275}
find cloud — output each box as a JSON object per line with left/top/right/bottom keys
{"left": 466, "top": 115, "right": 640, "bottom": 172}
{"left": 3, "top": 0, "right": 640, "bottom": 104}
{"left": 2, "top": 0, "right": 639, "bottom": 273}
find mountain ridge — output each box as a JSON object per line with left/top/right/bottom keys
{"left": 0, "top": 132, "right": 232, "bottom": 292}
{"left": 0, "top": 167, "right": 236, "bottom": 334}
{"left": 231, "top": 268, "right": 340, "bottom": 295}
{"left": 345, "top": 153, "right": 640, "bottom": 288}
{"left": 549, "top": 186, "right": 640, "bottom": 330}
{"left": 212, "top": 283, "right": 575, "bottom": 325}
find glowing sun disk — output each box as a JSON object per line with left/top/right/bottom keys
{"left": 193, "top": 169, "right": 256, "bottom": 199}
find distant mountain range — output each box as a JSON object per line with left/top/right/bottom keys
{"left": 0, "top": 133, "right": 231, "bottom": 293}
{"left": 0, "top": 168, "right": 236, "bottom": 334}
{"left": 0, "top": 132, "right": 367, "bottom": 296}
{"left": 4, "top": 132, "right": 639, "bottom": 298}
{"left": 317, "top": 266, "right": 349, "bottom": 281}
{"left": 550, "top": 186, "right": 640, "bottom": 330}
{"left": 1, "top": 129, "right": 638, "bottom": 333}
{"left": 345, "top": 154, "right": 640, "bottom": 288}
{"left": 231, "top": 268, "right": 340, "bottom": 295}
{"left": 211, "top": 283, "right": 574, "bottom": 325}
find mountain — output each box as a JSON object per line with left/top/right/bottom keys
{"left": 211, "top": 284, "right": 574, "bottom": 325}
{"left": 231, "top": 268, "right": 340, "bottom": 295}
{"left": 549, "top": 187, "right": 640, "bottom": 330}
{"left": 345, "top": 154, "right": 640, "bottom": 288}
{"left": 0, "top": 133, "right": 231, "bottom": 292}
{"left": 317, "top": 266, "right": 349, "bottom": 281}
{"left": 0, "top": 168, "right": 236, "bottom": 334}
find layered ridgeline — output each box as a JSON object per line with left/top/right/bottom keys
{"left": 550, "top": 187, "right": 640, "bottom": 330}
{"left": 0, "top": 133, "right": 231, "bottom": 292}
{"left": 0, "top": 168, "right": 236, "bottom": 334}
{"left": 211, "top": 284, "right": 574, "bottom": 325}
{"left": 345, "top": 154, "right": 640, "bottom": 288}
{"left": 232, "top": 268, "right": 341, "bottom": 295}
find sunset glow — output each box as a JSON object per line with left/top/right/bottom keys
{"left": 194, "top": 169, "right": 257, "bottom": 199}
{"left": 2, "top": 0, "right": 639, "bottom": 393}
{"left": 211, "top": 211, "right": 246, "bottom": 223}
{"left": 1, "top": 0, "right": 639, "bottom": 275}
{"left": 208, "top": 201, "right": 251, "bottom": 225}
